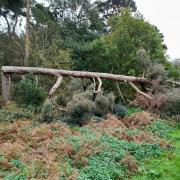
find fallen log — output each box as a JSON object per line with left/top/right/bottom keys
{"left": 1, "top": 66, "right": 153, "bottom": 102}
{"left": 2, "top": 66, "right": 152, "bottom": 84}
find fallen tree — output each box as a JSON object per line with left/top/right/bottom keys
{"left": 1, "top": 66, "right": 154, "bottom": 102}
{"left": 2, "top": 66, "right": 151, "bottom": 83}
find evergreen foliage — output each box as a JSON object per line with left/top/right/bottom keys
{"left": 13, "top": 75, "right": 47, "bottom": 107}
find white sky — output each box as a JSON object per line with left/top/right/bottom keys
{"left": 135, "top": 0, "right": 180, "bottom": 60}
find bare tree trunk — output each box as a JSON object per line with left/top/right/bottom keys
{"left": 1, "top": 72, "right": 10, "bottom": 102}
{"left": 25, "top": 0, "right": 30, "bottom": 66}
{"left": 3, "top": 14, "right": 11, "bottom": 36}
{"left": 12, "top": 16, "right": 18, "bottom": 36}
{"left": 1, "top": 66, "right": 154, "bottom": 102}
{"left": 1, "top": 66, "right": 152, "bottom": 84}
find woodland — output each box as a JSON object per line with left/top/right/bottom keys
{"left": 0, "top": 0, "right": 180, "bottom": 179}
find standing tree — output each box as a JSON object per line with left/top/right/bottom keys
{"left": 82, "top": 9, "right": 168, "bottom": 98}
{"left": 25, "top": 0, "right": 30, "bottom": 65}
{"left": 86, "top": 10, "right": 167, "bottom": 76}
{"left": 0, "top": 0, "right": 26, "bottom": 68}
{"left": 0, "top": 0, "right": 25, "bottom": 37}
{"left": 96, "top": 0, "right": 136, "bottom": 20}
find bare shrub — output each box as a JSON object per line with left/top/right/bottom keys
{"left": 123, "top": 112, "right": 155, "bottom": 128}
{"left": 132, "top": 93, "right": 167, "bottom": 110}
{"left": 160, "top": 88, "right": 180, "bottom": 120}
{"left": 149, "top": 64, "right": 165, "bottom": 78}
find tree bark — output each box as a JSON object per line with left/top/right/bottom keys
{"left": 1, "top": 66, "right": 154, "bottom": 102}
{"left": 1, "top": 66, "right": 152, "bottom": 84}
{"left": 3, "top": 14, "right": 11, "bottom": 36}
{"left": 1, "top": 72, "right": 10, "bottom": 102}
{"left": 25, "top": 0, "right": 30, "bottom": 66}
{"left": 129, "top": 82, "right": 152, "bottom": 100}
{"left": 48, "top": 76, "right": 63, "bottom": 97}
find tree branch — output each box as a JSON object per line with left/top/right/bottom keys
{"left": 48, "top": 76, "right": 63, "bottom": 97}
{"left": 116, "top": 83, "right": 126, "bottom": 103}
{"left": 12, "top": 16, "right": 18, "bottom": 36}
{"left": 94, "top": 77, "right": 102, "bottom": 93}
{"left": 3, "top": 14, "right": 11, "bottom": 36}
{"left": 129, "top": 82, "right": 152, "bottom": 100}
{"left": 165, "top": 80, "right": 180, "bottom": 86}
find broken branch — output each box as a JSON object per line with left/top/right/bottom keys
{"left": 48, "top": 76, "right": 63, "bottom": 97}
{"left": 116, "top": 83, "right": 126, "bottom": 103}
{"left": 94, "top": 77, "right": 102, "bottom": 93}
{"left": 129, "top": 82, "right": 152, "bottom": 100}
{"left": 165, "top": 80, "right": 180, "bottom": 86}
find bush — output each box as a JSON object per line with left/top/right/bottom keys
{"left": 66, "top": 91, "right": 96, "bottom": 125}
{"left": 113, "top": 103, "right": 127, "bottom": 118}
{"left": 35, "top": 78, "right": 124, "bottom": 125}
{"left": 13, "top": 76, "right": 47, "bottom": 107}
{"left": 65, "top": 89, "right": 118, "bottom": 125}
{"left": 149, "top": 64, "right": 165, "bottom": 78}
{"left": 56, "top": 79, "right": 91, "bottom": 107}
{"left": 159, "top": 88, "right": 180, "bottom": 120}
{"left": 95, "top": 93, "right": 109, "bottom": 117}
{"left": 38, "top": 99, "right": 57, "bottom": 123}
{"left": 95, "top": 92, "right": 116, "bottom": 117}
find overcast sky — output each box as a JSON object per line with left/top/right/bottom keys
{"left": 135, "top": 0, "right": 180, "bottom": 60}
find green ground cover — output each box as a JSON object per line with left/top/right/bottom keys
{"left": 132, "top": 127, "right": 180, "bottom": 180}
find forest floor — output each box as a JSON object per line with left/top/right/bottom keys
{"left": 0, "top": 105, "right": 179, "bottom": 179}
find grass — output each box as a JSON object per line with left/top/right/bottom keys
{"left": 132, "top": 127, "right": 180, "bottom": 180}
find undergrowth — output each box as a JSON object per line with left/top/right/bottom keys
{"left": 0, "top": 103, "right": 32, "bottom": 122}
{"left": 132, "top": 127, "right": 180, "bottom": 180}
{"left": 0, "top": 109, "right": 177, "bottom": 179}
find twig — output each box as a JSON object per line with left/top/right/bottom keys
{"left": 116, "top": 83, "right": 126, "bottom": 103}
{"left": 165, "top": 80, "right": 180, "bottom": 86}
{"left": 35, "top": 75, "right": 38, "bottom": 87}
{"left": 58, "top": 107, "right": 68, "bottom": 112}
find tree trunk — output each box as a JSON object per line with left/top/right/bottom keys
{"left": 1, "top": 66, "right": 154, "bottom": 102}
{"left": 1, "top": 66, "right": 152, "bottom": 84}
{"left": 25, "top": 0, "right": 30, "bottom": 66}
{"left": 1, "top": 72, "right": 10, "bottom": 102}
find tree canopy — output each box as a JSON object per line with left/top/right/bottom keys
{"left": 85, "top": 10, "right": 167, "bottom": 76}
{"left": 0, "top": 0, "right": 178, "bottom": 81}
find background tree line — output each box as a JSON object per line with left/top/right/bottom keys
{"left": 0, "top": 0, "right": 179, "bottom": 97}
